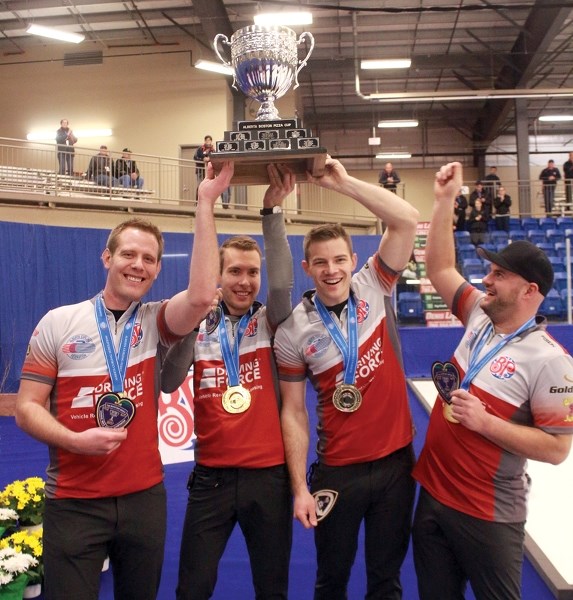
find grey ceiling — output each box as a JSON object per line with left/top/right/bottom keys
{"left": 1, "top": 1, "right": 573, "bottom": 167}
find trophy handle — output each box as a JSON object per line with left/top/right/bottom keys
{"left": 294, "top": 32, "right": 315, "bottom": 90}
{"left": 213, "top": 34, "right": 237, "bottom": 90}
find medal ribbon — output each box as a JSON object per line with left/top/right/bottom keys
{"left": 95, "top": 294, "right": 139, "bottom": 393}
{"left": 460, "top": 316, "right": 536, "bottom": 390}
{"left": 218, "top": 308, "right": 253, "bottom": 388}
{"left": 314, "top": 293, "right": 359, "bottom": 386}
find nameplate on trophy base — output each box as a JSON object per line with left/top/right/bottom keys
{"left": 211, "top": 118, "right": 327, "bottom": 185}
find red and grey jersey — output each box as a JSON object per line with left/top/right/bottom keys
{"left": 192, "top": 303, "right": 285, "bottom": 468}
{"left": 274, "top": 254, "right": 413, "bottom": 466}
{"left": 414, "top": 286, "right": 573, "bottom": 522}
{"left": 21, "top": 297, "right": 178, "bottom": 500}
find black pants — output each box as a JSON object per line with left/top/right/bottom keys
{"left": 176, "top": 464, "right": 292, "bottom": 600}
{"left": 412, "top": 488, "right": 524, "bottom": 600}
{"left": 309, "top": 444, "right": 415, "bottom": 600}
{"left": 43, "top": 483, "right": 166, "bottom": 600}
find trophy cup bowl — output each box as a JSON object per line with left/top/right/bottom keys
{"left": 214, "top": 24, "right": 314, "bottom": 121}
{"left": 210, "top": 24, "right": 326, "bottom": 185}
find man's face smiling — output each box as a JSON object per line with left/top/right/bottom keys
{"left": 102, "top": 228, "right": 161, "bottom": 309}
{"left": 220, "top": 248, "right": 261, "bottom": 316}
{"left": 304, "top": 237, "right": 357, "bottom": 306}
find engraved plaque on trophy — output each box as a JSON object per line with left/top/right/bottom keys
{"left": 210, "top": 24, "right": 327, "bottom": 185}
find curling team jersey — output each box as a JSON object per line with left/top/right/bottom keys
{"left": 192, "top": 303, "right": 285, "bottom": 468}
{"left": 274, "top": 254, "right": 413, "bottom": 466}
{"left": 21, "top": 297, "right": 178, "bottom": 499}
{"left": 414, "top": 284, "right": 573, "bottom": 522}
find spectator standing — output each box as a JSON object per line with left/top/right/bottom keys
{"left": 14, "top": 161, "right": 231, "bottom": 599}
{"left": 454, "top": 189, "right": 468, "bottom": 232}
{"left": 539, "top": 159, "right": 561, "bottom": 215}
{"left": 469, "top": 181, "right": 492, "bottom": 218}
{"left": 483, "top": 165, "right": 501, "bottom": 196}
{"left": 55, "top": 118, "right": 77, "bottom": 176}
{"left": 194, "top": 135, "right": 213, "bottom": 199}
{"left": 86, "top": 145, "right": 119, "bottom": 188}
{"left": 412, "top": 161, "right": 573, "bottom": 600}
{"left": 115, "top": 148, "right": 144, "bottom": 190}
{"left": 378, "top": 161, "right": 401, "bottom": 193}
{"left": 468, "top": 198, "right": 489, "bottom": 246}
{"left": 162, "top": 163, "right": 296, "bottom": 600}
{"left": 493, "top": 186, "right": 512, "bottom": 232}
{"left": 563, "top": 152, "right": 573, "bottom": 208}
{"left": 274, "top": 156, "right": 419, "bottom": 599}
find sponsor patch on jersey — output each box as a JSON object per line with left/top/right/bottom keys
{"left": 313, "top": 489, "right": 338, "bottom": 522}
{"left": 490, "top": 355, "right": 516, "bottom": 380}
{"left": 130, "top": 322, "right": 143, "bottom": 348}
{"left": 244, "top": 317, "right": 258, "bottom": 337}
{"left": 62, "top": 335, "right": 96, "bottom": 360}
{"left": 356, "top": 298, "right": 369, "bottom": 323}
{"left": 304, "top": 334, "right": 331, "bottom": 358}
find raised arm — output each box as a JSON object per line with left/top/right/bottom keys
{"left": 262, "top": 163, "right": 295, "bottom": 330}
{"left": 426, "top": 162, "right": 472, "bottom": 309}
{"left": 307, "top": 156, "right": 419, "bottom": 272}
{"left": 164, "top": 161, "right": 233, "bottom": 336}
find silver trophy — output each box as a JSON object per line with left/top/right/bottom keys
{"left": 214, "top": 25, "right": 314, "bottom": 121}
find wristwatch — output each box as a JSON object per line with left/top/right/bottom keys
{"left": 260, "top": 206, "right": 282, "bottom": 215}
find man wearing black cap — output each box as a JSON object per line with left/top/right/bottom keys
{"left": 412, "top": 161, "right": 573, "bottom": 600}
{"left": 115, "top": 148, "right": 144, "bottom": 190}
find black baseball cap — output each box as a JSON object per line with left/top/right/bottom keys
{"left": 123, "top": 147, "right": 132, "bottom": 152}
{"left": 477, "top": 241, "right": 554, "bottom": 296}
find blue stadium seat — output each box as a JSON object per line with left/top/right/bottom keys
{"left": 489, "top": 231, "right": 509, "bottom": 246}
{"left": 539, "top": 217, "right": 557, "bottom": 232}
{"left": 521, "top": 217, "right": 540, "bottom": 232}
{"left": 554, "top": 242, "right": 569, "bottom": 258}
{"left": 397, "top": 292, "right": 425, "bottom": 322}
{"left": 462, "top": 258, "right": 486, "bottom": 278}
{"left": 508, "top": 229, "right": 526, "bottom": 242}
{"left": 553, "top": 272, "right": 570, "bottom": 293}
{"left": 556, "top": 217, "right": 573, "bottom": 230}
{"left": 545, "top": 229, "right": 565, "bottom": 245}
{"left": 457, "top": 243, "right": 476, "bottom": 261}
{"left": 526, "top": 229, "right": 547, "bottom": 245}
{"left": 508, "top": 218, "right": 522, "bottom": 232}
{"left": 539, "top": 289, "right": 565, "bottom": 320}
{"left": 454, "top": 230, "right": 471, "bottom": 246}
{"left": 548, "top": 256, "right": 566, "bottom": 273}
{"left": 536, "top": 242, "right": 556, "bottom": 257}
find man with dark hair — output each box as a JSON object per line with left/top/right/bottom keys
{"left": 161, "top": 164, "right": 296, "bottom": 600}
{"left": 413, "top": 161, "right": 573, "bottom": 600}
{"left": 274, "top": 156, "right": 419, "bottom": 599}
{"left": 539, "top": 159, "right": 562, "bottom": 214}
{"left": 86, "top": 145, "right": 119, "bottom": 188}
{"left": 115, "top": 148, "right": 144, "bottom": 189}
{"left": 15, "top": 161, "right": 233, "bottom": 600}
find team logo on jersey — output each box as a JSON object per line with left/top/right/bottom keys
{"left": 490, "top": 356, "right": 515, "bottom": 380}
{"left": 130, "top": 322, "right": 143, "bottom": 348}
{"left": 313, "top": 489, "right": 338, "bottom": 522}
{"left": 62, "top": 335, "right": 96, "bottom": 360}
{"left": 304, "top": 334, "right": 331, "bottom": 358}
{"left": 563, "top": 397, "right": 573, "bottom": 422}
{"left": 244, "top": 317, "right": 258, "bottom": 337}
{"left": 356, "top": 298, "right": 369, "bottom": 323}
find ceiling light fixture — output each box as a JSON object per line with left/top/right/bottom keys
{"left": 27, "top": 128, "right": 113, "bottom": 141}
{"left": 194, "top": 59, "right": 233, "bottom": 76}
{"left": 376, "top": 152, "right": 412, "bottom": 159}
{"left": 361, "top": 59, "right": 411, "bottom": 70}
{"left": 378, "top": 120, "right": 419, "bottom": 128}
{"left": 26, "top": 24, "right": 84, "bottom": 44}
{"left": 538, "top": 115, "right": 573, "bottom": 122}
{"left": 254, "top": 12, "right": 313, "bottom": 26}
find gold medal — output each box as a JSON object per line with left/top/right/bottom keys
{"left": 332, "top": 384, "right": 362, "bottom": 413}
{"left": 222, "top": 385, "right": 251, "bottom": 414}
{"left": 442, "top": 402, "right": 459, "bottom": 423}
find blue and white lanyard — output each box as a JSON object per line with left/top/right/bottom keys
{"left": 217, "top": 308, "right": 253, "bottom": 387}
{"left": 460, "top": 317, "right": 536, "bottom": 390}
{"left": 314, "top": 293, "right": 359, "bottom": 386}
{"left": 95, "top": 294, "right": 139, "bottom": 393}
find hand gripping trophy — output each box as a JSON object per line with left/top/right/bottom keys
{"left": 210, "top": 24, "right": 327, "bottom": 185}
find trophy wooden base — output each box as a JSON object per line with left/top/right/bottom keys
{"left": 211, "top": 148, "right": 327, "bottom": 185}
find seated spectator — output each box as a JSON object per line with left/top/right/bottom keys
{"left": 86, "top": 145, "right": 119, "bottom": 187}
{"left": 115, "top": 148, "right": 144, "bottom": 190}
{"left": 468, "top": 197, "right": 489, "bottom": 246}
